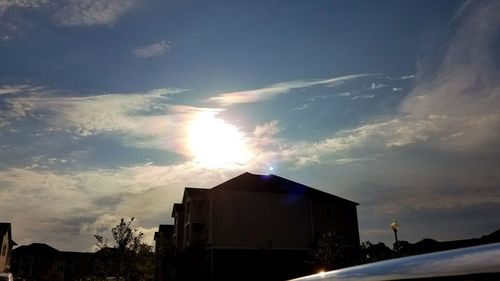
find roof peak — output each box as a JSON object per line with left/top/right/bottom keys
{"left": 211, "top": 172, "right": 358, "bottom": 205}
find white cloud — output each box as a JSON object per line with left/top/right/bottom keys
{"left": 0, "top": 0, "right": 48, "bottom": 14}
{"left": 0, "top": 84, "right": 45, "bottom": 95}
{"left": 55, "top": 0, "right": 138, "bottom": 26}
{"left": 1, "top": 0, "right": 138, "bottom": 30}
{"left": 0, "top": 168, "right": 95, "bottom": 249}
{"left": 209, "top": 74, "right": 375, "bottom": 106}
{"left": 2, "top": 1, "right": 499, "bottom": 251}
{"left": 0, "top": 88, "right": 214, "bottom": 160}
{"left": 337, "top": 92, "right": 351, "bottom": 97}
{"left": 79, "top": 213, "right": 122, "bottom": 234}
{"left": 397, "top": 1, "right": 500, "bottom": 151}
{"left": 0, "top": 160, "right": 246, "bottom": 250}
{"left": 133, "top": 40, "right": 171, "bottom": 58}
{"left": 369, "top": 83, "right": 387, "bottom": 90}
{"left": 292, "top": 104, "right": 309, "bottom": 111}
{"left": 400, "top": 74, "right": 415, "bottom": 80}
{"left": 252, "top": 120, "right": 280, "bottom": 137}
{"left": 269, "top": 1, "right": 500, "bottom": 167}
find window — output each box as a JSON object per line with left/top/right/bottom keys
{"left": 325, "top": 207, "right": 334, "bottom": 219}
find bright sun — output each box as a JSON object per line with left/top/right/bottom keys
{"left": 187, "top": 111, "right": 251, "bottom": 168}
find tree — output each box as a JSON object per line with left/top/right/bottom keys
{"left": 311, "top": 228, "right": 358, "bottom": 270}
{"left": 94, "top": 218, "right": 154, "bottom": 281}
{"left": 359, "top": 241, "right": 394, "bottom": 263}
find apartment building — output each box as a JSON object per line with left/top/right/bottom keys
{"left": 167, "top": 172, "right": 360, "bottom": 280}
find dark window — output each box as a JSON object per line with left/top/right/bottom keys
{"left": 193, "top": 223, "right": 204, "bottom": 233}
{"left": 326, "top": 208, "right": 334, "bottom": 218}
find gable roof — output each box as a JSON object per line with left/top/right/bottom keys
{"left": 171, "top": 203, "right": 184, "bottom": 217}
{"left": 182, "top": 188, "right": 209, "bottom": 204}
{"left": 211, "top": 172, "right": 358, "bottom": 205}
{"left": 155, "top": 224, "right": 174, "bottom": 240}
{"left": 158, "top": 224, "right": 174, "bottom": 233}
{"left": 13, "top": 243, "right": 60, "bottom": 256}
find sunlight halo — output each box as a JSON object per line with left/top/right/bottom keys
{"left": 187, "top": 111, "right": 251, "bottom": 169}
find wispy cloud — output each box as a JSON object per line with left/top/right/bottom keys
{"left": 55, "top": 0, "right": 138, "bottom": 26}
{"left": 292, "top": 104, "right": 309, "bottom": 111}
{"left": 0, "top": 84, "right": 45, "bottom": 95}
{"left": 232, "top": 2, "right": 500, "bottom": 245}
{"left": 1, "top": 0, "right": 138, "bottom": 31}
{"left": 0, "top": 0, "right": 48, "bottom": 14}
{"left": 400, "top": 74, "right": 415, "bottom": 80}
{"left": 337, "top": 92, "right": 351, "bottom": 97}
{"left": 0, "top": 87, "right": 194, "bottom": 151}
{"left": 0, "top": 161, "right": 243, "bottom": 250}
{"left": 209, "top": 74, "right": 375, "bottom": 106}
{"left": 271, "top": 1, "right": 500, "bottom": 168}
{"left": 133, "top": 40, "right": 171, "bottom": 58}
{"left": 369, "top": 83, "right": 387, "bottom": 90}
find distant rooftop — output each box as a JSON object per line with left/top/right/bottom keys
{"left": 13, "top": 243, "right": 60, "bottom": 255}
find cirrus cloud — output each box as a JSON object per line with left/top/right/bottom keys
{"left": 54, "top": 0, "right": 138, "bottom": 26}
{"left": 0, "top": 0, "right": 48, "bottom": 14}
{"left": 133, "top": 40, "right": 171, "bottom": 58}
{"left": 209, "top": 74, "right": 376, "bottom": 106}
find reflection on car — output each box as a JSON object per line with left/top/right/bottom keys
{"left": 0, "top": 273, "right": 14, "bottom": 281}
{"left": 290, "top": 242, "right": 500, "bottom": 281}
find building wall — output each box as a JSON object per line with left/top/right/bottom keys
{"left": 0, "top": 231, "right": 9, "bottom": 272}
{"left": 183, "top": 196, "right": 209, "bottom": 248}
{"left": 173, "top": 209, "right": 184, "bottom": 250}
{"left": 310, "top": 197, "right": 360, "bottom": 247}
{"left": 154, "top": 227, "right": 175, "bottom": 281}
{"left": 209, "top": 190, "right": 313, "bottom": 249}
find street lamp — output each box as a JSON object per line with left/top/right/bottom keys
{"left": 390, "top": 219, "right": 399, "bottom": 251}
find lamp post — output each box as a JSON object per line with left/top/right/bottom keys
{"left": 390, "top": 219, "right": 399, "bottom": 252}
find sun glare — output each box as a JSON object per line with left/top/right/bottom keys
{"left": 187, "top": 111, "right": 251, "bottom": 168}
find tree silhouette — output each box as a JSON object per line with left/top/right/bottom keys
{"left": 359, "top": 241, "right": 394, "bottom": 263}
{"left": 94, "top": 218, "right": 154, "bottom": 281}
{"left": 312, "top": 228, "right": 356, "bottom": 270}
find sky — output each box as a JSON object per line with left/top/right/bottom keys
{"left": 0, "top": 0, "right": 499, "bottom": 252}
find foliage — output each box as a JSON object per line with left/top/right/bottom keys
{"left": 311, "top": 228, "right": 357, "bottom": 270}
{"left": 359, "top": 241, "right": 395, "bottom": 263}
{"left": 94, "top": 218, "right": 154, "bottom": 281}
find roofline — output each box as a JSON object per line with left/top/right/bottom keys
{"left": 169, "top": 172, "right": 359, "bottom": 219}
{"left": 182, "top": 187, "right": 210, "bottom": 205}
{"left": 171, "top": 203, "right": 184, "bottom": 217}
{"left": 269, "top": 173, "right": 359, "bottom": 205}
{"left": 212, "top": 172, "right": 359, "bottom": 206}
{"left": 185, "top": 187, "right": 210, "bottom": 191}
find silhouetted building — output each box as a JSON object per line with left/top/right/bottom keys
{"left": 0, "top": 223, "right": 16, "bottom": 273}
{"left": 398, "top": 228, "right": 500, "bottom": 257}
{"left": 12, "top": 243, "right": 94, "bottom": 281}
{"left": 171, "top": 203, "right": 184, "bottom": 251}
{"left": 164, "top": 172, "right": 360, "bottom": 280}
{"left": 12, "top": 243, "right": 64, "bottom": 280}
{"left": 154, "top": 225, "right": 175, "bottom": 281}
{"left": 358, "top": 228, "right": 500, "bottom": 264}
{"left": 60, "top": 251, "right": 94, "bottom": 281}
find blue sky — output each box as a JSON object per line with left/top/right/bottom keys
{"left": 1, "top": 0, "right": 499, "bottom": 251}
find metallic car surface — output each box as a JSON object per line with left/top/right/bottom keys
{"left": 290, "top": 242, "right": 500, "bottom": 281}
